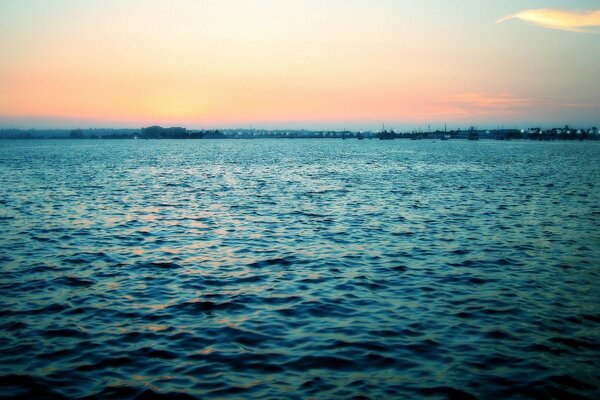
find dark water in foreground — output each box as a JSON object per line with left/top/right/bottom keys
{"left": 0, "top": 139, "right": 599, "bottom": 399}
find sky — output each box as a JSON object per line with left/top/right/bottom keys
{"left": 0, "top": 0, "right": 599, "bottom": 130}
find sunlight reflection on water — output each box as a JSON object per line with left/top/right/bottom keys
{"left": 0, "top": 139, "right": 599, "bottom": 399}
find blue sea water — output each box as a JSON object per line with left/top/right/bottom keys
{"left": 0, "top": 139, "right": 599, "bottom": 399}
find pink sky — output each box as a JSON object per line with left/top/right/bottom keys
{"left": 1, "top": 1, "right": 598, "bottom": 129}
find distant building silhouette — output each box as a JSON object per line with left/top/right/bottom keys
{"left": 141, "top": 126, "right": 187, "bottom": 139}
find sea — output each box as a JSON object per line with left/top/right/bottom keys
{"left": 0, "top": 139, "right": 599, "bottom": 399}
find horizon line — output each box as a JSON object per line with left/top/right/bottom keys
{"left": 1, "top": 123, "right": 598, "bottom": 133}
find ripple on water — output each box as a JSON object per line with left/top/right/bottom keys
{"left": 0, "top": 140, "right": 599, "bottom": 399}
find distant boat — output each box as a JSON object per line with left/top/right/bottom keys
{"left": 440, "top": 134, "right": 449, "bottom": 141}
{"left": 468, "top": 131, "right": 479, "bottom": 141}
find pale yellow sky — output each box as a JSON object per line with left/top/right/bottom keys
{"left": 1, "top": 0, "right": 599, "bottom": 129}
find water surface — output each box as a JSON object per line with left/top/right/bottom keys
{"left": 1, "top": 139, "right": 599, "bottom": 399}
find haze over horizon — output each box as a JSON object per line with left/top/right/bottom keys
{"left": 1, "top": 0, "right": 599, "bottom": 130}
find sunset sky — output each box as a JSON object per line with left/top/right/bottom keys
{"left": 1, "top": 0, "right": 599, "bottom": 130}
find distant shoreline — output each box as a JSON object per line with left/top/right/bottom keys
{"left": 1, "top": 125, "right": 598, "bottom": 141}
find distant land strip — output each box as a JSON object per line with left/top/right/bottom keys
{"left": 1, "top": 125, "right": 599, "bottom": 141}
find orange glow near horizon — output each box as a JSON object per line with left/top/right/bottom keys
{"left": 1, "top": 1, "right": 599, "bottom": 128}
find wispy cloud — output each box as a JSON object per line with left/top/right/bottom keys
{"left": 444, "top": 93, "right": 534, "bottom": 111}
{"left": 441, "top": 93, "right": 600, "bottom": 121}
{"left": 496, "top": 8, "right": 600, "bottom": 32}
